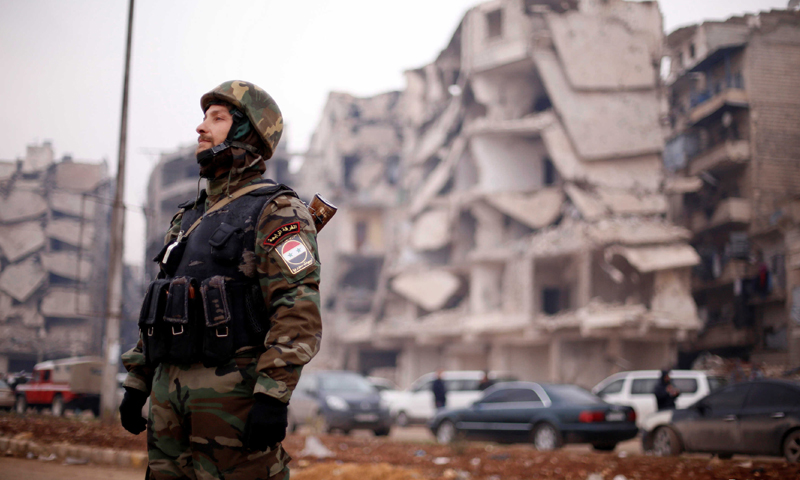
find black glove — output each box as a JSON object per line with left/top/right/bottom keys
{"left": 119, "top": 387, "right": 148, "bottom": 435}
{"left": 243, "top": 394, "right": 288, "bottom": 451}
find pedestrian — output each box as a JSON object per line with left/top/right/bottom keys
{"left": 478, "top": 371, "right": 494, "bottom": 391}
{"left": 653, "top": 369, "right": 680, "bottom": 411}
{"left": 119, "top": 80, "right": 323, "bottom": 480}
{"left": 432, "top": 370, "right": 447, "bottom": 410}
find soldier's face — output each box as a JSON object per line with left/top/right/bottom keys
{"left": 196, "top": 104, "right": 233, "bottom": 154}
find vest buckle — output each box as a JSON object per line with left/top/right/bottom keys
{"left": 147, "top": 327, "right": 154, "bottom": 336}
{"left": 216, "top": 326, "right": 229, "bottom": 338}
{"left": 172, "top": 325, "right": 184, "bottom": 335}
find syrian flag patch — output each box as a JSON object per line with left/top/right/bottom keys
{"left": 277, "top": 234, "right": 314, "bottom": 274}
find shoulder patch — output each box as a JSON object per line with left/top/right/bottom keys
{"left": 276, "top": 234, "right": 315, "bottom": 274}
{"left": 263, "top": 222, "right": 300, "bottom": 247}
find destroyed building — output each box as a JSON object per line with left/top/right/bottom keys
{"left": 0, "top": 142, "right": 111, "bottom": 373}
{"left": 663, "top": 10, "right": 800, "bottom": 368}
{"left": 144, "top": 141, "right": 295, "bottom": 281}
{"left": 299, "top": 0, "right": 704, "bottom": 389}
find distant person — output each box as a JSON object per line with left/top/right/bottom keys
{"left": 432, "top": 370, "right": 447, "bottom": 410}
{"left": 478, "top": 371, "right": 494, "bottom": 391}
{"left": 653, "top": 369, "right": 680, "bottom": 411}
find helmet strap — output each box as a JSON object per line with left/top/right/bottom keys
{"left": 196, "top": 109, "right": 258, "bottom": 165}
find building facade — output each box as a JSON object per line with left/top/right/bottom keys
{"left": 301, "top": 0, "right": 705, "bottom": 389}
{"left": 663, "top": 10, "right": 800, "bottom": 369}
{"left": 0, "top": 142, "right": 111, "bottom": 373}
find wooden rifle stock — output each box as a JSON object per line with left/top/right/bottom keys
{"left": 308, "top": 194, "right": 337, "bottom": 233}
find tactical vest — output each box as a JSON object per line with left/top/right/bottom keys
{"left": 138, "top": 180, "right": 297, "bottom": 367}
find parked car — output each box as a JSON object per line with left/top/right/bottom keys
{"left": 430, "top": 382, "right": 637, "bottom": 451}
{"left": 592, "top": 370, "right": 725, "bottom": 426}
{"left": 0, "top": 379, "right": 15, "bottom": 410}
{"left": 367, "top": 376, "right": 398, "bottom": 393}
{"left": 641, "top": 379, "right": 800, "bottom": 462}
{"left": 15, "top": 356, "right": 103, "bottom": 416}
{"left": 287, "top": 370, "right": 392, "bottom": 436}
{"left": 385, "top": 370, "right": 516, "bottom": 426}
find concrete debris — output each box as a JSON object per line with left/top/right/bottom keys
{"left": 465, "top": 110, "right": 555, "bottom": 137}
{"left": 411, "top": 97, "right": 463, "bottom": 166}
{"left": 532, "top": 49, "right": 662, "bottom": 161}
{"left": 9, "top": 304, "right": 45, "bottom": 328}
{"left": 663, "top": 176, "right": 703, "bottom": 194}
{"left": 0, "top": 221, "right": 46, "bottom": 262}
{"left": 409, "top": 137, "right": 467, "bottom": 216}
{"left": 578, "top": 302, "right": 648, "bottom": 333}
{"left": 411, "top": 208, "right": 451, "bottom": 251}
{"left": 547, "top": 12, "right": 654, "bottom": 90}
{"left": 709, "top": 197, "right": 751, "bottom": 227}
{"left": 53, "top": 161, "right": 106, "bottom": 193}
{"left": 0, "top": 190, "right": 47, "bottom": 223}
{"left": 0, "top": 293, "right": 12, "bottom": 322}
{"left": 45, "top": 219, "right": 95, "bottom": 248}
{"left": 483, "top": 188, "right": 563, "bottom": 230}
{"left": 298, "top": 435, "right": 334, "bottom": 458}
{"left": 609, "top": 244, "right": 701, "bottom": 273}
{"left": 40, "top": 289, "right": 94, "bottom": 319}
{"left": 651, "top": 269, "right": 700, "bottom": 328}
{"left": 391, "top": 270, "right": 461, "bottom": 312}
{"left": 41, "top": 252, "right": 92, "bottom": 281}
{"left": 565, "top": 184, "right": 606, "bottom": 221}
{"left": 587, "top": 218, "right": 691, "bottom": 245}
{"left": 0, "top": 258, "right": 47, "bottom": 302}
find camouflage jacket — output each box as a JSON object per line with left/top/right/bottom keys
{"left": 122, "top": 167, "right": 322, "bottom": 404}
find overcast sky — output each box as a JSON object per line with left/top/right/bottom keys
{"left": 0, "top": 0, "right": 789, "bottom": 265}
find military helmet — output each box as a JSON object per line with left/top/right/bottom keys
{"left": 200, "top": 80, "right": 283, "bottom": 159}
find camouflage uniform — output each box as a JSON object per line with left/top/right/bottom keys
{"left": 122, "top": 81, "right": 321, "bottom": 480}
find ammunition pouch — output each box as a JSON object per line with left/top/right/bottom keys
{"left": 138, "top": 275, "right": 269, "bottom": 367}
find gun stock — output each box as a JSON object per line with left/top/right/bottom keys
{"left": 308, "top": 194, "right": 337, "bottom": 233}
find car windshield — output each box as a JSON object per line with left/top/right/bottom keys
{"left": 319, "top": 373, "right": 375, "bottom": 394}
{"left": 543, "top": 384, "right": 604, "bottom": 405}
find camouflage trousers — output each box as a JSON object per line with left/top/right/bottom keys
{"left": 146, "top": 357, "right": 291, "bottom": 480}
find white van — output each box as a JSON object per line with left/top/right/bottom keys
{"left": 384, "top": 371, "right": 515, "bottom": 426}
{"left": 591, "top": 370, "right": 725, "bottom": 426}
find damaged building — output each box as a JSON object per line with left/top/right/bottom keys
{"left": 0, "top": 142, "right": 111, "bottom": 373}
{"left": 300, "top": 0, "right": 705, "bottom": 389}
{"left": 663, "top": 10, "right": 800, "bottom": 368}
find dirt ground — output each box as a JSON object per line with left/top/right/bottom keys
{"left": 2, "top": 412, "right": 799, "bottom": 479}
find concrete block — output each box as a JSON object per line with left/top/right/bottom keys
{"left": 91, "top": 447, "right": 117, "bottom": 465}
{"left": 116, "top": 450, "right": 133, "bottom": 467}
{"left": 8, "top": 438, "right": 28, "bottom": 454}
{"left": 52, "top": 443, "right": 69, "bottom": 458}
{"left": 75, "top": 445, "right": 93, "bottom": 461}
{"left": 0, "top": 437, "right": 9, "bottom": 450}
{"left": 130, "top": 451, "right": 148, "bottom": 468}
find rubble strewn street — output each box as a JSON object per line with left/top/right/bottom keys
{"left": 1, "top": 413, "right": 799, "bottom": 479}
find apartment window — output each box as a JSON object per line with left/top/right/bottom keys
{"left": 486, "top": 9, "right": 503, "bottom": 39}
{"left": 689, "top": 43, "right": 696, "bottom": 59}
{"left": 355, "top": 220, "right": 368, "bottom": 251}
{"left": 343, "top": 155, "right": 360, "bottom": 190}
{"left": 542, "top": 287, "right": 569, "bottom": 315}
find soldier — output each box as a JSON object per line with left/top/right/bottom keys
{"left": 119, "top": 80, "right": 322, "bottom": 480}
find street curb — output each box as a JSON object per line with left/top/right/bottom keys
{"left": 0, "top": 434, "right": 148, "bottom": 468}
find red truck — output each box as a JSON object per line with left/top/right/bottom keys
{"left": 15, "top": 356, "right": 104, "bottom": 416}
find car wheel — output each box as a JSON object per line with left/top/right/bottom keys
{"left": 533, "top": 422, "right": 562, "bottom": 451}
{"left": 51, "top": 394, "right": 64, "bottom": 417}
{"left": 783, "top": 429, "right": 800, "bottom": 463}
{"left": 652, "top": 426, "right": 682, "bottom": 457}
{"left": 396, "top": 411, "right": 409, "bottom": 427}
{"left": 374, "top": 427, "right": 391, "bottom": 437}
{"left": 436, "top": 420, "right": 459, "bottom": 445}
{"left": 592, "top": 442, "right": 617, "bottom": 452}
{"left": 14, "top": 395, "right": 27, "bottom": 415}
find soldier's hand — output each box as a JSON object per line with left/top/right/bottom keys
{"left": 243, "top": 394, "right": 288, "bottom": 451}
{"left": 119, "top": 387, "right": 148, "bottom": 435}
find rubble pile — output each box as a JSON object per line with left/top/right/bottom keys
{"left": 0, "top": 143, "right": 110, "bottom": 366}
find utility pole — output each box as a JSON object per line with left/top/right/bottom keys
{"left": 101, "top": 0, "right": 134, "bottom": 423}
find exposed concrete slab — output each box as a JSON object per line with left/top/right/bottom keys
{"left": 532, "top": 49, "right": 662, "bottom": 160}
{"left": 465, "top": 110, "right": 554, "bottom": 136}
{"left": 663, "top": 176, "right": 703, "bottom": 194}
{"left": 483, "top": 188, "right": 563, "bottom": 229}
{"left": 610, "top": 244, "right": 700, "bottom": 273}
{"left": 709, "top": 197, "right": 751, "bottom": 227}
{"left": 410, "top": 137, "right": 467, "bottom": 216}
{"left": 40, "top": 288, "right": 93, "bottom": 318}
{"left": 410, "top": 208, "right": 451, "bottom": 251}
{"left": 0, "top": 221, "right": 45, "bottom": 262}
{"left": 0, "top": 293, "right": 11, "bottom": 322}
{"left": 578, "top": 302, "right": 647, "bottom": 335}
{"left": 0, "top": 258, "right": 46, "bottom": 302}
{"left": 8, "top": 304, "right": 44, "bottom": 327}
{"left": 0, "top": 190, "right": 47, "bottom": 223}
{"left": 588, "top": 218, "right": 691, "bottom": 245}
{"left": 41, "top": 252, "right": 92, "bottom": 281}
{"left": 48, "top": 191, "right": 98, "bottom": 218}
{"left": 45, "top": 219, "right": 95, "bottom": 248}
{"left": 651, "top": 269, "right": 700, "bottom": 328}
{"left": 527, "top": 221, "right": 591, "bottom": 257}
{"left": 595, "top": 189, "right": 668, "bottom": 215}
{"left": 565, "top": 184, "right": 607, "bottom": 221}
{"left": 410, "top": 97, "right": 463, "bottom": 166}
{"left": 547, "top": 12, "right": 654, "bottom": 90}
{"left": 391, "top": 270, "right": 461, "bottom": 311}
{"left": 0, "top": 161, "right": 16, "bottom": 182}
{"left": 542, "top": 121, "right": 662, "bottom": 191}
{"left": 53, "top": 161, "right": 106, "bottom": 192}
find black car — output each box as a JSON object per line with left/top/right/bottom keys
{"left": 429, "top": 382, "right": 638, "bottom": 451}
{"left": 642, "top": 379, "right": 800, "bottom": 462}
{"left": 288, "top": 370, "right": 392, "bottom": 436}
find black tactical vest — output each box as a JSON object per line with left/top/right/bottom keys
{"left": 139, "top": 180, "right": 297, "bottom": 367}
